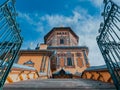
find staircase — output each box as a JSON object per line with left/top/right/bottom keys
{"left": 3, "top": 79, "right": 116, "bottom": 90}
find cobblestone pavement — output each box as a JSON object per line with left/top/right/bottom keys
{"left": 3, "top": 79, "right": 116, "bottom": 90}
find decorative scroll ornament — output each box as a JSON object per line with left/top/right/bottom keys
{"left": 102, "top": 0, "right": 113, "bottom": 22}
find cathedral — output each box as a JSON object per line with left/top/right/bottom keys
{"left": 17, "top": 27, "right": 90, "bottom": 78}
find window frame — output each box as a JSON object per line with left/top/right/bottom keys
{"left": 67, "top": 57, "right": 72, "bottom": 66}
{"left": 60, "top": 38, "right": 64, "bottom": 44}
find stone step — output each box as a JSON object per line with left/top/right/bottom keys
{"left": 3, "top": 79, "right": 116, "bottom": 90}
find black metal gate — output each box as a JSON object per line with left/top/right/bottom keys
{"left": 97, "top": 0, "right": 120, "bottom": 89}
{"left": 0, "top": 0, "right": 22, "bottom": 89}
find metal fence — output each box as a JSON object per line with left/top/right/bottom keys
{"left": 0, "top": 0, "right": 22, "bottom": 89}
{"left": 97, "top": 0, "right": 120, "bottom": 89}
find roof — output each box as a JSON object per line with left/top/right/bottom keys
{"left": 19, "top": 49, "right": 55, "bottom": 55}
{"left": 52, "top": 69, "right": 72, "bottom": 75}
{"left": 0, "top": 59, "right": 36, "bottom": 71}
{"left": 12, "top": 63, "right": 36, "bottom": 71}
{"left": 85, "top": 62, "right": 120, "bottom": 71}
{"left": 47, "top": 46, "right": 89, "bottom": 52}
{"left": 85, "top": 65, "right": 107, "bottom": 71}
{"left": 44, "top": 27, "right": 79, "bottom": 43}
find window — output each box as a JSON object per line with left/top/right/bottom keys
{"left": 60, "top": 39, "right": 64, "bottom": 44}
{"left": 67, "top": 57, "right": 72, "bottom": 66}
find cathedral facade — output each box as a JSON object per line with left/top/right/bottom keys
{"left": 17, "top": 27, "right": 89, "bottom": 78}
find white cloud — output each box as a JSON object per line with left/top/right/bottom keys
{"left": 21, "top": 37, "right": 44, "bottom": 50}
{"left": 90, "top": 0, "right": 103, "bottom": 7}
{"left": 18, "top": 12, "right": 34, "bottom": 24}
{"left": 18, "top": 12, "right": 44, "bottom": 33}
{"left": 18, "top": 7, "right": 105, "bottom": 66}
{"left": 90, "top": 0, "right": 120, "bottom": 8}
{"left": 36, "top": 8, "right": 105, "bottom": 66}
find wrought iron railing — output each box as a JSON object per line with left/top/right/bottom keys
{"left": 0, "top": 0, "right": 22, "bottom": 89}
{"left": 97, "top": 0, "right": 120, "bottom": 89}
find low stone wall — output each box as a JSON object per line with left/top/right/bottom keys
{"left": 5, "top": 64, "right": 39, "bottom": 83}
{"left": 81, "top": 65, "right": 113, "bottom": 83}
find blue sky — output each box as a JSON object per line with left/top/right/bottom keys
{"left": 1, "top": 0, "right": 120, "bottom": 66}
{"left": 15, "top": 0, "right": 102, "bottom": 44}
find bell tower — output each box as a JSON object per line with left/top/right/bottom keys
{"left": 44, "top": 27, "right": 79, "bottom": 46}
